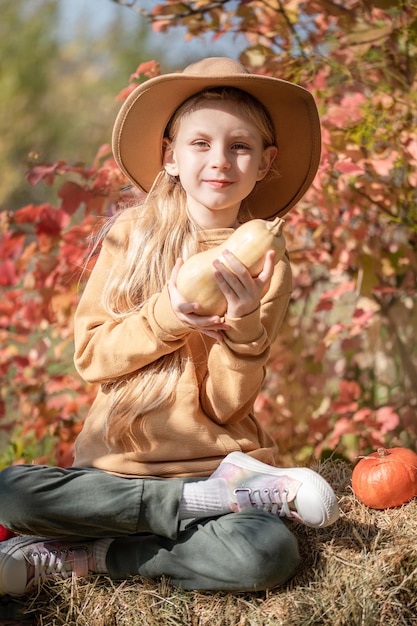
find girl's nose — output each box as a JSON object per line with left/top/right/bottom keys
{"left": 211, "top": 146, "right": 231, "bottom": 169}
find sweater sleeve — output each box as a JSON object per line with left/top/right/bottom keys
{"left": 73, "top": 218, "right": 190, "bottom": 384}
{"left": 199, "top": 254, "right": 292, "bottom": 424}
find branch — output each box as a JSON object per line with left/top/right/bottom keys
{"left": 111, "top": 0, "right": 228, "bottom": 22}
{"left": 270, "top": 0, "right": 309, "bottom": 61}
{"left": 111, "top": 0, "right": 148, "bottom": 18}
{"left": 354, "top": 187, "right": 399, "bottom": 221}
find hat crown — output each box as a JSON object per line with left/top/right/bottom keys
{"left": 183, "top": 57, "right": 250, "bottom": 77}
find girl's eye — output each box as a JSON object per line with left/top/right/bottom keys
{"left": 232, "top": 143, "right": 251, "bottom": 151}
{"left": 192, "top": 140, "right": 210, "bottom": 148}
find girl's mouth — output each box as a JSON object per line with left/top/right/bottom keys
{"left": 205, "top": 180, "right": 233, "bottom": 188}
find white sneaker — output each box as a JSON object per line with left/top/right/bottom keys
{"left": 211, "top": 452, "right": 339, "bottom": 528}
{"left": 0, "top": 536, "right": 93, "bottom": 596}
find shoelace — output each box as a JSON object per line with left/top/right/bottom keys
{"left": 234, "top": 487, "right": 301, "bottom": 520}
{"left": 27, "top": 546, "right": 89, "bottom": 589}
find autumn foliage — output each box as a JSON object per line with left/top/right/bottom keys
{"left": 1, "top": 0, "right": 416, "bottom": 467}
{"left": 0, "top": 148, "right": 130, "bottom": 467}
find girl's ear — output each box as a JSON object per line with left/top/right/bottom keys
{"left": 163, "top": 138, "right": 179, "bottom": 176}
{"left": 256, "top": 145, "right": 278, "bottom": 181}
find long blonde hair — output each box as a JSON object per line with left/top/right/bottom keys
{"left": 102, "top": 87, "right": 277, "bottom": 445}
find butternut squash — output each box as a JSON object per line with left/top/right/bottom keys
{"left": 176, "top": 217, "right": 286, "bottom": 316}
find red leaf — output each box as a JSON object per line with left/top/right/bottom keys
{"left": 92, "top": 144, "right": 112, "bottom": 168}
{"left": 334, "top": 160, "right": 364, "bottom": 175}
{"left": 152, "top": 20, "right": 170, "bottom": 33}
{"left": 339, "top": 379, "right": 361, "bottom": 402}
{"left": 130, "top": 60, "right": 160, "bottom": 81}
{"left": 320, "top": 280, "right": 356, "bottom": 300}
{"left": 352, "top": 308, "right": 374, "bottom": 327}
{"left": 0, "top": 260, "right": 17, "bottom": 286}
{"left": 35, "top": 205, "right": 68, "bottom": 237}
{"left": 375, "top": 406, "right": 400, "bottom": 434}
{"left": 58, "top": 181, "right": 89, "bottom": 216}
{"left": 329, "top": 417, "right": 353, "bottom": 446}
{"left": 315, "top": 299, "right": 334, "bottom": 312}
{"left": 352, "top": 408, "right": 373, "bottom": 423}
{"left": 0, "top": 232, "right": 25, "bottom": 260}
{"left": 116, "top": 84, "right": 138, "bottom": 101}
{"left": 26, "top": 161, "right": 66, "bottom": 187}
{"left": 14, "top": 204, "right": 43, "bottom": 224}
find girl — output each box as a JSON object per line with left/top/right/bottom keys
{"left": 0, "top": 57, "right": 338, "bottom": 596}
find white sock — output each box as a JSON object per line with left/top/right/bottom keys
{"left": 92, "top": 538, "right": 113, "bottom": 573}
{"left": 178, "top": 478, "right": 232, "bottom": 520}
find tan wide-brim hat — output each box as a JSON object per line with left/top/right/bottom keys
{"left": 112, "top": 57, "right": 321, "bottom": 220}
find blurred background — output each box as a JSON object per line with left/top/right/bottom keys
{"left": 1, "top": 0, "right": 246, "bottom": 212}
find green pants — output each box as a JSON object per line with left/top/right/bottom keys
{"left": 0, "top": 464, "right": 300, "bottom": 591}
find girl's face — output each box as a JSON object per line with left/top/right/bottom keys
{"left": 163, "top": 101, "right": 277, "bottom": 229}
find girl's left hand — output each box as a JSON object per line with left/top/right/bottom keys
{"left": 212, "top": 249, "right": 275, "bottom": 318}
{"left": 168, "top": 260, "right": 230, "bottom": 342}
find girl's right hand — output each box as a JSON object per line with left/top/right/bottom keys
{"left": 168, "top": 259, "right": 230, "bottom": 342}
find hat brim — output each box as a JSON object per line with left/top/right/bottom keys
{"left": 112, "top": 71, "right": 321, "bottom": 220}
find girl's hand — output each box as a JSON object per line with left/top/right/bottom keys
{"left": 168, "top": 259, "right": 230, "bottom": 342}
{"left": 212, "top": 249, "right": 275, "bottom": 318}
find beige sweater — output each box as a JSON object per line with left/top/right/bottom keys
{"left": 72, "top": 212, "right": 292, "bottom": 478}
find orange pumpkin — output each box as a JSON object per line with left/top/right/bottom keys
{"left": 352, "top": 447, "right": 417, "bottom": 509}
